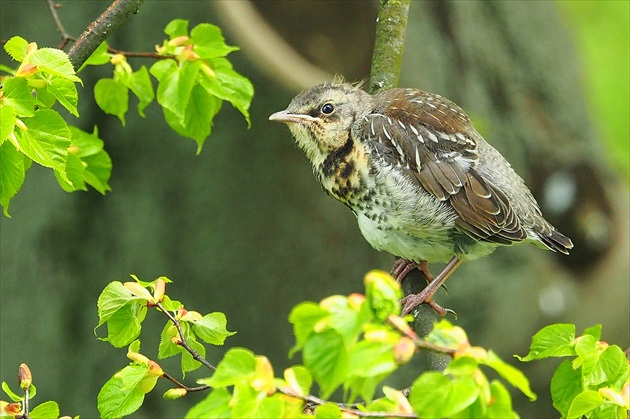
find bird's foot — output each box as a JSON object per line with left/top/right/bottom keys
{"left": 391, "top": 259, "right": 432, "bottom": 284}
{"left": 400, "top": 292, "right": 457, "bottom": 318}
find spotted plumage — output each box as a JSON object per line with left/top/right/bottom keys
{"left": 270, "top": 80, "right": 573, "bottom": 315}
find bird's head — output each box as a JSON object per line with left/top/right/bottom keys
{"left": 269, "top": 80, "right": 373, "bottom": 164}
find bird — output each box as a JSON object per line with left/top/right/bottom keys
{"left": 269, "top": 79, "right": 573, "bottom": 316}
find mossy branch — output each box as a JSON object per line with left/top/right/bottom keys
{"left": 368, "top": 0, "right": 411, "bottom": 94}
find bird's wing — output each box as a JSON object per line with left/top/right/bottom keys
{"left": 361, "top": 88, "right": 526, "bottom": 244}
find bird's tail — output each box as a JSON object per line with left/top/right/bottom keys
{"left": 538, "top": 229, "right": 573, "bottom": 255}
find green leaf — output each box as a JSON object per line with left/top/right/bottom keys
{"left": 192, "top": 312, "right": 236, "bottom": 345}
{"left": 0, "top": 64, "right": 16, "bottom": 74}
{"left": 550, "top": 359, "right": 583, "bottom": 417}
{"left": 162, "top": 84, "right": 222, "bottom": 153}
{"left": 199, "top": 57, "right": 253, "bottom": 126}
{"left": 314, "top": 403, "right": 342, "bottom": 418}
{"left": 80, "top": 41, "right": 110, "bottom": 70}
{"left": 97, "top": 365, "right": 147, "bottom": 418}
{"left": 29, "top": 400, "right": 60, "bottom": 419}
{"left": 288, "top": 302, "right": 328, "bottom": 355}
{"left": 57, "top": 153, "right": 86, "bottom": 192}
{"left": 156, "top": 60, "right": 201, "bottom": 122}
{"left": 202, "top": 348, "right": 256, "bottom": 388}
{"left": 364, "top": 270, "right": 401, "bottom": 321}
{"left": 231, "top": 383, "right": 285, "bottom": 419}
{"left": 516, "top": 323, "right": 576, "bottom": 361}
{"left": 574, "top": 334, "right": 605, "bottom": 385}
{"left": 65, "top": 126, "right": 111, "bottom": 194}
{"left": 29, "top": 47, "right": 81, "bottom": 83}
{"left": 4, "top": 36, "right": 28, "bottom": 62}
{"left": 409, "top": 372, "right": 479, "bottom": 418}
{"left": 599, "top": 345, "right": 628, "bottom": 386}
{"left": 17, "top": 109, "right": 71, "bottom": 184}
{"left": 125, "top": 66, "right": 154, "bottom": 117}
{"left": 0, "top": 141, "right": 27, "bottom": 217}
{"left": 185, "top": 387, "right": 232, "bottom": 419}
{"left": 2, "top": 77, "right": 36, "bottom": 117}
{"left": 1, "top": 381, "right": 23, "bottom": 402}
{"left": 95, "top": 281, "right": 147, "bottom": 348}
{"left": 483, "top": 350, "right": 536, "bottom": 401}
{"left": 582, "top": 324, "right": 602, "bottom": 341}
{"left": 164, "top": 19, "right": 189, "bottom": 38}
{"left": 94, "top": 78, "right": 129, "bottom": 125}
{"left": 286, "top": 365, "right": 312, "bottom": 396}
{"left": 303, "top": 329, "right": 348, "bottom": 399}
{"left": 180, "top": 331, "right": 206, "bottom": 375}
{"left": 1, "top": 104, "right": 17, "bottom": 143}
{"left": 566, "top": 390, "right": 604, "bottom": 419}
{"left": 190, "top": 24, "right": 239, "bottom": 59}
{"left": 46, "top": 76, "right": 79, "bottom": 116}
{"left": 487, "top": 381, "right": 518, "bottom": 419}
{"left": 158, "top": 322, "right": 180, "bottom": 359}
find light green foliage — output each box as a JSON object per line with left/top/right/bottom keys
{"left": 0, "top": 37, "right": 111, "bottom": 216}
{"left": 2, "top": 374, "right": 61, "bottom": 419}
{"left": 518, "top": 323, "right": 629, "bottom": 418}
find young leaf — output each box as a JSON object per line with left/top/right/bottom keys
{"left": 1, "top": 381, "right": 22, "bottom": 402}
{"left": 550, "top": 359, "right": 583, "bottom": 417}
{"left": 155, "top": 60, "right": 201, "bottom": 122}
{"left": 191, "top": 312, "right": 236, "bottom": 345}
{"left": 46, "top": 76, "right": 79, "bottom": 116}
{"left": 2, "top": 77, "right": 36, "bottom": 117}
{"left": 164, "top": 19, "right": 189, "bottom": 38}
{"left": 185, "top": 387, "right": 232, "bottom": 419}
{"left": 97, "top": 365, "right": 147, "bottom": 418}
{"left": 190, "top": 23, "right": 239, "bottom": 59}
{"left": 66, "top": 126, "right": 111, "bottom": 194}
{"left": 516, "top": 323, "right": 576, "bottom": 361}
{"left": 125, "top": 66, "right": 155, "bottom": 117}
{"left": 202, "top": 348, "right": 256, "bottom": 388}
{"left": 29, "top": 400, "right": 60, "bottom": 419}
{"left": 0, "top": 141, "right": 27, "bottom": 217}
{"left": 566, "top": 390, "right": 604, "bottom": 419}
{"left": 80, "top": 41, "right": 111, "bottom": 70}
{"left": 29, "top": 48, "right": 81, "bottom": 83}
{"left": 4, "top": 36, "right": 29, "bottom": 62}
{"left": 486, "top": 381, "right": 518, "bottom": 419}
{"left": 94, "top": 78, "right": 129, "bottom": 125}
{"left": 302, "top": 329, "right": 348, "bottom": 399}
{"left": 409, "top": 372, "right": 478, "bottom": 418}
{"left": 288, "top": 302, "right": 328, "bottom": 355}
{"left": 482, "top": 350, "right": 536, "bottom": 401}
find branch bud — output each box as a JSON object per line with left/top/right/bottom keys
{"left": 163, "top": 388, "right": 187, "bottom": 400}
{"left": 17, "top": 363, "right": 32, "bottom": 389}
{"left": 393, "top": 337, "right": 416, "bottom": 364}
{"left": 1, "top": 401, "right": 22, "bottom": 417}
{"left": 153, "top": 278, "right": 166, "bottom": 303}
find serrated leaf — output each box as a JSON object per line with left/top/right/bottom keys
{"left": 303, "top": 329, "right": 348, "bottom": 399}
{"left": 97, "top": 365, "right": 147, "bottom": 418}
{"left": 57, "top": 152, "right": 86, "bottom": 192}
{"left": 599, "top": 345, "right": 628, "bottom": 386}
{"left": 65, "top": 126, "right": 111, "bottom": 194}
{"left": 29, "top": 48, "right": 81, "bottom": 83}
{"left": 4, "top": 36, "right": 28, "bottom": 62}
{"left": 2, "top": 77, "right": 36, "bottom": 117}
{"left": 46, "top": 76, "right": 79, "bottom": 116}
{"left": 483, "top": 350, "right": 536, "bottom": 401}
{"left": 190, "top": 23, "right": 239, "bottom": 59}
{"left": 1, "top": 104, "right": 17, "bottom": 144}
{"left": 230, "top": 382, "right": 285, "bottom": 419}
{"left": 185, "top": 387, "right": 232, "bottom": 419}
{"left": 409, "top": 372, "right": 479, "bottom": 418}
{"left": 202, "top": 348, "right": 256, "bottom": 388}
{"left": 95, "top": 281, "right": 146, "bottom": 347}
{"left": 192, "top": 312, "right": 236, "bottom": 345}
{"left": 575, "top": 334, "right": 605, "bottom": 385}
{"left": 125, "top": 66, "right": 154, "bottom": 117}
{"left": 94, "top": 78, "right": 128, "bottom": 125}
{"left": 0, "top": 141, "right": 27, "bottom": 217}
{"left": 199, "top": 57, "right": 253, "bottom": 126}
{"left": 180, "top": 331, "right": 206, "bottom": 375}
{"left": 550, "top": 359, "right": 583, "bottom": 417}
{"left": 164, "top": 19, "right": 189, "bottom": 38}
{"left": 516, "top": 323, "right": 576, "bottom": 361}
{"left": 29, "top": 400, "right": 60, "bottom": 419}
{"left": 17, "top": 109, "right": 71, "bottom": 184}
{"left": 288, "top": 302, "right": 328, "bottom": 355}
{"left": 158, "top": 322, "right": 180, "bottom": 359}
{"left": 582, "top": 324, "right": 602, "bottom": 341}
{"left": 566, "top": 390, "right": 604, "bottom": 419}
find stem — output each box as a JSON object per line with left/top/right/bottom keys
{"left": 386, "top": 317, "right": 456, "bottom": 355}
{"left": 276, "top": 388, "right": 418, "bottom": 419}
{"left": 45, "top": 0, "right": 75, "bottom": 49}
{"left": 22, "top": 386, "right": 30, "bottom": 419}
{"left": 162, "top": 371, "right": 210, "bottom": 393}
{"left": 67, "top": 0, "right": 145, "bottom": 70}
{"left": 155, "top": 302, "right": 216, "bottom": 371}
{"left": 368, "top": 0, "right": 411, "bottom": 94}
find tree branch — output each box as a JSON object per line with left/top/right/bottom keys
{"left": 368, "top": 0, "right": 411, "bottom": 94}
{"left": 45, "top": 0, "right": 75, "bottom": 49}
{"left": 67, "top": 0, "right": 145, "bottom": 70}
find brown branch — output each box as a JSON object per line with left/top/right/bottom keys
{"left": 154, "top": 301, "right": 217, "bottom": 371}
{"left": 45, "top": 0, "right": 75, "bottom": 50}
{"left": 162, "top": 371, "right": 210, "bottom": 393}
{"left": 67, "top": 0, "right": 145, "bottom": 70}
{"left": 106, "top": 46, "right": 174, "bottom": 61}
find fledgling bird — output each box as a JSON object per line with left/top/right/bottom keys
{"left": 269, "top": 80, "right": 573, "bottom": 315}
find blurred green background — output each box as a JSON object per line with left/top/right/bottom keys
{"left": 1, "top": 1, "right": 628, "bottom": 418}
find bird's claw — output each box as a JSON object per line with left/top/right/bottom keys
{"left": 400, "top": 293, "right": 455, "bottom": 318}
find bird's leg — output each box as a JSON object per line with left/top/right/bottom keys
{"left": 392, "top": 258, "right": 423, "bottom": 283}
{"left": 400, "top": 257, "right": 463, "bottom": 316}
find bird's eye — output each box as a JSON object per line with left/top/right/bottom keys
{"left": 321, "top": 103, "right": 335, "bottom": 115}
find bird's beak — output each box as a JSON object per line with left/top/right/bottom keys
{"left": 269, "top": 110, "right": 320, "bottom": 124}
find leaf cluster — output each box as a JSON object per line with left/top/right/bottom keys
{"left": 518, "top": 324, "right": 629, "bottom": 418}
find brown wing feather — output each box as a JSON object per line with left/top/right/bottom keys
{"left": 363, "top": 88, "right": 527, "bottom": 246}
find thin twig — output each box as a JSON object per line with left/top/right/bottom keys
{"left": 386, "top": 317, "right": 456, "bottom": 355}
{"left": 154, "top": 301, "right": 217, "bottom": 371}
{"left": 276, "top": 388, "right": 417, "bottom": 419}
{"left": 45, "top": 0, "right": 76, "bottom": 49}
{"left": 162, "top": 371, "right": 210, "bottom": 393}
{"left": 107, "top": 46, "right": 174, "bottom": 60}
